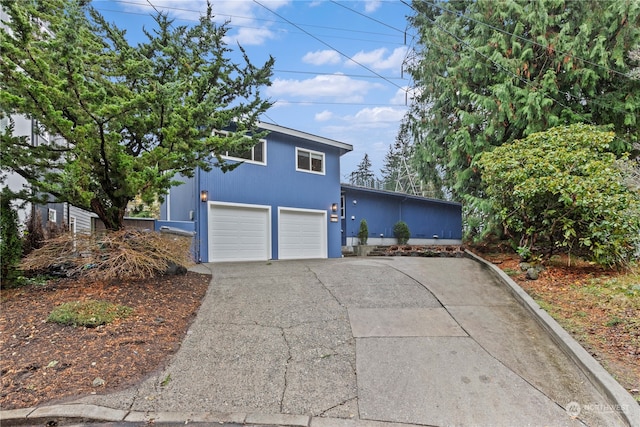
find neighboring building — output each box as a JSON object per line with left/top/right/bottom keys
{"left": 160, "top": 122, "right": 463, "bottom": 263}
{"left": 340, "top": 184, "right": 462, "bottom": 247}
{"left": 0, "top": 114, "right": 96, "bottom": 234}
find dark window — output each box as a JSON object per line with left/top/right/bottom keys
{"left": 296, "top": 148, "right": 324, "bottom": 174}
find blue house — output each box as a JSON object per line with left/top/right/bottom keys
{"left": 160, "top": 122, "right": 352, "bottom": 262}
{"left": 159, "top": 122, "right": 462, "bottom": 262}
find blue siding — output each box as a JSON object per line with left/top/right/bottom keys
{"left": 163, "top": 175, "right": 196, "bottom": 222}
{"left": 163, "top": 130, "right": 345, "bottom": 261}
{"left": 341, "top": 186, "right": 462, "bottom": 244}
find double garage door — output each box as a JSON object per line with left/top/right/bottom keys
{"left": 208, "top": 203, "right": 327, "bottom": 262}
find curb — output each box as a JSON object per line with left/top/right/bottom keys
{"left": 0, "top": 404, "right": 426, "bottom": 427}
{"left": 465, "top": 250, "right": 640, "bottom": 427}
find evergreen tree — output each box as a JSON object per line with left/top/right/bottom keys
{"left": 405, "top": 0, "right": 640, "bottom": 201}
{"left": 1, "top": 0, "right": 273, "bottom": 230}
{"left": 349, "top": 153, "right": 376, "bottom": 188}
{"left": 380, "top": 119, "right": 430, "bottom": 197}
{"left": 0, "top": 190, "right": 22, "bottom": 285}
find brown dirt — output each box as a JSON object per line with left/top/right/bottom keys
{"left": 0, "top": 271, "right": 210, "bottom": 410}
{"left": 471, "top": 249, "right": 640, "bottom": 402}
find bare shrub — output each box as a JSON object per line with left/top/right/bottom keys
{"left": 22, "top": 211, "right": 45, "bottom": 256}
{"left": 21, "top": 229, "right": 195, "bottom": 281}
{"left": 45, "top": 218, "right": 68, "bottom": 240}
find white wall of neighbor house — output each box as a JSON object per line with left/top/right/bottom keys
{"left": 69, "top": 205, "right": 95, "bottom": 233}
{"left": 1, "top": 115, "right": 33, "bottom": 225}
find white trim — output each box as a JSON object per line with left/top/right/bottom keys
{"left": 214, "top": 129, "right": 267, "bottom": 166}
{"left": 295, "top": 147, "right": 325, "bottom": 175}
{"left": 207, "top": 201, "right": 272, "bottom": 262}
{"left": 48, "top": 208, "right": 57, "bottom": 223}
{"left": 69, "top": 216, "right": 77, "bottom": 250}
{"left": 222, "top": 138, "right": 267, "bottom": 166}
{"left": 258, "top": 121, "right": 352, "bottom": 153}
{"left": 277, "top": 207, "right": 328, "bottom": 260}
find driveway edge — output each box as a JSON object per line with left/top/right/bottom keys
{"left": 465, "top": 250, "right": 640, "bottom": 427}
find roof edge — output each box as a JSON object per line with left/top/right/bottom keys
{"left": 340, "top": 183, "right": 462, "bottom": 207}
{"left": 258, "top": 122, "right": 353, "bottom": 154}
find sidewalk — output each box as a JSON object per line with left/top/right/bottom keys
{"left": 2, "top": 255, "right": 638, "bottom": 426}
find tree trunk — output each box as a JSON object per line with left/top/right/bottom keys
{"left": 90, "top": 198, "right": 126, "bottom": 231}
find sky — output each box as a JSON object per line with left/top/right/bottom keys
{"left": 93, "top": 0, "right": 418, "bottom": 180}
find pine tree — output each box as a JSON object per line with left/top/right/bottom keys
{"left": 349, "top": 153, "right": 376, "bottom": 188}
{"left": 405, "top": 0, "right": 640, "bottom": 201}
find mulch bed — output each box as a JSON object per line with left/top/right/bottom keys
{"left": 0, "top": 271, "right": 210, "bottom": 410}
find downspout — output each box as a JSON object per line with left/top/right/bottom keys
{"left": 399, "top": 196, "right": 408, "bottom": 221}
{"left": 195, "top": 167, "right": 202, "bottom": 263}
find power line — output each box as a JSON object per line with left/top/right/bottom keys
{"left": 253, "top": 0, "right": 407, "bottom": 94}
{"left": 329, "top": 0, "right": 406, "bottom": 34}
{"left": 110, "top": 0, "right": 404, "bottom": 41}
{"left": 274, "top": 69, "right": 406, "bottom": 80}
{"left": 271, "top": 100, "right": 409, "bottom": 107}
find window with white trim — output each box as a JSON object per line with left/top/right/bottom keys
{"left": 215, "top": 130, "right": 266, "bottom": 165}
{"left": 296, "top": 148, "right": 324, "bottom": 174}
{"left": 48, "top": 208, "right": 57, "bottom": 223}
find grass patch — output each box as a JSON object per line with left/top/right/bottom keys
{"left": 503, "top": 268, "right": 520, "bottom": 277}
{"left": 48, "top": 300, "right": 133, "bottom": 327}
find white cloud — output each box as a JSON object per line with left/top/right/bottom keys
{"left": 229, "top": 26, "right": 277, "bottom": 46}
{"left": 364, "top": 0, "right": 382, "bottom": 13}
{"left": 315, "top": 110, "right": 334, "bottom": 122}
{"left": 266, "top": 74, "right": 378, "bottom": 102}
{"left": 302, "top": 50, "right": 342, "bottom": 66}
{"left": 347, "top": 46, "right": 408, "bottom": 72}
{"left": 349, "top": 106, "right": 406, "bottom": 126}
{"left": 120, "top": 0, "right": 290, "bottom": 46}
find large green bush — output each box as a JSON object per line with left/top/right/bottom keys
{"left": 478, "top": 124, "right": 640, "bottom": 267}
{"left": 1, "top": 195, "right": 22, "bottom": 285}
{"left": 393, "top": 221, "right": 410, "bottom": 245}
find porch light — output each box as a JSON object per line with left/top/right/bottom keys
{"left": 331, "top": 203, "right": 338, "bottom": 212}
{"left": 200, "top": 190, "right": 208, "bottom": 203}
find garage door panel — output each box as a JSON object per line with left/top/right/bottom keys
{"left": 209, "top": 204, "right": 270, "bottom": 262}
{"left": 279, "top": 209, "right": 326, "bottom": 260}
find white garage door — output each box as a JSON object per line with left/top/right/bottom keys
{"left": 278, "top": 208, "right": 327, "bottom": 260}
{"left": 208, "top": 203, "right": 270, "bottom": 262}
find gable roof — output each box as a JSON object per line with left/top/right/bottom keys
{"left": 258, "top": 122, "right": 353, "bottom": 156}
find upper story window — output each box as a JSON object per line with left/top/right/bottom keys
{"left": 215, "top": 130, "right": 266, "bottom": 165}
{"left": 296, "top": 147, "right": 324, "bottom": 174}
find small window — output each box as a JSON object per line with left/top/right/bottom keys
{"left": 48, "top": 208, "right": 57, "bottom": 223}
{"left": 215, "top": 130, "right": 266, "bottom": 165}
{"left": 296, "top": 148, "right": 324, "bottom": 174}
{"left": 340, "top": 194, "right": 345, "bottom": 219}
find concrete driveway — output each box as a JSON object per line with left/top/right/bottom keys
{"left": 7, "top": 256, "right": 638, "bottom": 426}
